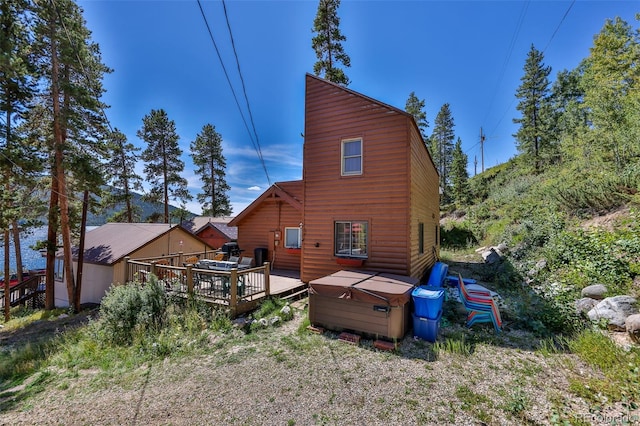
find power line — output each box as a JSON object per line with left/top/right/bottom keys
{"left": 543, "top": 0, "right": 576, "bottom": 53}
{"left": 196, "top": 0, "right": 271, "bottom": 185}
{"left": 221, "top": 0, "right": 269, "bottom": 185}
{"left": 482, "top": 0, "right": 530, "bottom": 127}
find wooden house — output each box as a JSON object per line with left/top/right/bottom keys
{"left": 54, "top": 223, "right": 214, "bottom": 307}
{"left": 230, "top": 74, "right": 440, "bottom": 283}
{"left": 181, "top": 216, "right": 237, "bottom": 249}
{"left": 229, "top": 180, "right": 303, "bottom": 271}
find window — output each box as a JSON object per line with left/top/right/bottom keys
{"left": 284, "top": 227, "right": 301, "bottom": 249}
{"left": 335, "top": 221, "right": 368, "bottom": 257}
{"left": 341, "top": 138, "right": 362, "bottom": 176}
{"left": 419, "top": 223, "right": 424, "bottom": 254}
{"left": 54, "top": 258, "right": 64, "bottom": 281}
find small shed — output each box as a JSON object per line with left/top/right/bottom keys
{"left": 54, "top": 223, "right": 214, "bottom": 308}
{"left": 181, "top": 216, "right": 237, "bottom": 249}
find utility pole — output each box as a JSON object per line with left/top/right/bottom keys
{"left": 480, "top": 127, "right": 485, "bottom": 173}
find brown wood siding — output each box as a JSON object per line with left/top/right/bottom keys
{"left": 302, "top": 75, "right": 412, "bottom": 282}
{"left": 235, "top": 199, "right": 302, "bottom": 271}
{"left": 408, "top": 123, "right": 441, "bottom": 281}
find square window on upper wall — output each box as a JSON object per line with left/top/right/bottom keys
{"left": 341, "top": 138, "right": 362, "bottom": 176}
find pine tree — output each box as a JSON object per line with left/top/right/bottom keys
{"left": 32, "top": 0, "right": 111, "bottom": 312}
{"left": 430, "top": 103, "right": 455, "bottom": 201}
{"left": 513, "top": 44, "right": 553, "bottom": 172}
{"left": 0, "top": 0, "right": 38, "bottom": 320}
{"left": 451, "top": 137, "right": 470, "bottom": 207}
{"left": 103, "top": 129, "right": 143, "bottom": 222}
{"left": 311, "top": 0, "right": 351, "bottom": 86}
{"left": 405, "top": 91, "right": 429, "bottom": 140}
{"left": 138, "top": 108, "right": 192, "bottom": 223}
{"left": 190, "top": 124, "right": 232, "bottom": 217}
{"left": 581, "top": 17, "right": 640, "bottom": 170}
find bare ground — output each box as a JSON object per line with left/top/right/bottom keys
{"left": 1, "top": 258, "right": 639, "bottom": 425}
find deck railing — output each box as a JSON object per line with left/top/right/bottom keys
{"left": 0, "top": 274, "right": 45, "bottom": 309}
{"left": 125, "top": 256, "right": 271, "bottom": 316}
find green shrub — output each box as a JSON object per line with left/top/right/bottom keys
{"left": 98, "top": 275, "right": 168, "bottom": 345}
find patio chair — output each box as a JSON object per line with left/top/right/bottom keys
{"left": 457, "top": 274, "right": 502, "bottom": 332}
{"left": 183, "top": 256, "right": 199, "bottom": 266}
{"left": 239, "top": 257, "right": 253, "bottom": 268}
{"left": 228, "top": 256, "right": 240, "bottom": 263}
{"left": 213, "top": 252, "right": 225, "bottom": 261}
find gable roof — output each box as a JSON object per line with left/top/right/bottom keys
{"left": 305, "top": 74, "right": 437, "bottom": 172}
{"left": 229, "top": 180, "right": 303, "bottom": 226}
{"left": 181, "top": 216, "right": 238, "bottom": 239}
{"left": 69, "top": 223, "right": 191, "bottom": 266}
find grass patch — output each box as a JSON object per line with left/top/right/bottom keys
{"left": 433, "top": 334, "right": 472, "bottom": 357}
{"left": 567, "top": 328, "right": 640, "bottom": 407}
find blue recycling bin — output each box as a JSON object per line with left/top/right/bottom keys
{"left": 412, "top": 286, "right": 445, "bottom": 319}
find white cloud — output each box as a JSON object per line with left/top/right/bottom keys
{"left": 248, "top": 186, "right": 261, "bottom": 191}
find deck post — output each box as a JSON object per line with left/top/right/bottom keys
{"left": 178, "top": 251, "right": 183, "bottom": 266}
{"left": 230, "top": 268, "right": 238, "bottom": 309}
{"left": 186, "top": 265, "right": 194, "bottom": 293}
{"left": 124, "top": 256, "right": 130, "bottom": 282}
{"left": 150, "top": 261, "right": 157, "bottom": 279}
{"left": 264, "top": 262, "right": 270, "bottom": 296}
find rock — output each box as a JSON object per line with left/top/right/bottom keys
{"left": 481, "top": 248, "right": 501, "bottom": 264}
{"left": 496, "top": 242, "right": 508, "bottom": 253}
{"left": 535, "top": 259, "right": 547, "bottom": 270}
{"left": 626, "top": 314, "right": 640, "bottom": 343}
{"left": 581, "top": 284, "right": 608, "bottom": 300}
{"left": 587, "top": 295, "right": 638, "bottom": 331}
{"left": 575, "top": 298, "right": 598, "bottom": 315}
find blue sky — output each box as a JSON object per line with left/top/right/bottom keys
{"left": 78, "top": 0, "right": 639, "bottom": 215}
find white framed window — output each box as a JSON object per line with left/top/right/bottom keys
{"left": 284, "top": 227, "right": 301, "bottom": 249}
{"left": 335, "top": 221, "right": 368, "bottom": 257}
{"left": 341, "top": 138, "right": 362, "bottom": 176}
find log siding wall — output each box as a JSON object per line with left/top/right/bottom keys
{"left": 301, "top": 75, "right": 438, "bottom": 283}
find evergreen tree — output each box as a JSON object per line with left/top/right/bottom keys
{"left": 32, "top": 0, "right": 111, "bottom": 312}
{"left": 451, "top": 137, "right": 470, "bottom": 206}
{"left": 190, "top": 124, "right": 232, "bottom": 217}
{"left": 138, "top": 108, "right": 191, "bottom": 224}
{"left": 103, "top": 129, "right": 143, "bottom": 222}
{"left": 311, "top": 0, "right": 351, "bottom": 86}
{"left": 513, "top": 44, "right": 553, "bottom": 172}
{"left": 405, "top": 91, "right": 429, "bottom": 140}
{"left": 581, "top": 17, "right": 640, "bottom": 170}
{"left": 430, "top": 103, "right": 455, "bottom": 201}
{"left": 550, "top": 68, "right": 588, "bottom": 163}
{"left": 0, "top": 0, "right": 39, "bottom": 319}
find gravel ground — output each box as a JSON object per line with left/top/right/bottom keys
{"left": 2, "top": 305, "right": 638, "bottom": 426}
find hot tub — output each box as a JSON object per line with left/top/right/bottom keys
{"left": 309, "top": 270, "right": 419, "bottom": 339}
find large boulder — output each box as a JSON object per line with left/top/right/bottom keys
{"left": 587, "top": 295, "right": 638, "bottom": 331}
{"left": 575, "top": 298, "right": 599, "bottom": 315}
{"left": 626, "top": 314, "right": 640, "bottom": 343}
{"left": 581, "top": 284, "right": 608, "bottom": 300}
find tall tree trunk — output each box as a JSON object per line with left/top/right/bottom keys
{"left": 11, "top": 220, "right": 23, "bottom": 282}
{"left": 45, "top": 175, "right": 59, "bottom": 311}
{"left": 74, "top": 190, "right": 89, "bottom": 313}
{"left": 3, "top": 228, "right": 10, "bottom": 321}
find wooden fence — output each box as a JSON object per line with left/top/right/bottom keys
{"left": 125, "top": 255, "right": 271, "bottom": 317}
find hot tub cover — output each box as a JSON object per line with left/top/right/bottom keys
{"left": 309, "top": 270, "right": 418, "bottom": 306}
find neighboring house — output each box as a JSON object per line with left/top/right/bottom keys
{"left": 230, "top": 74, "right": 440, "bottom": 283}
{"left": 181, "top": 216, "right": 237, "bottom": 249}
{"left": 54, "top": 223, "right": 214, "bottom": 307}
{"left": 229, "top": 180, "right": 303, "bottom": 271}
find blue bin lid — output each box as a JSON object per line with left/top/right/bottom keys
{"left": 411, "top": 286, "right": 444, "bottom": 299}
